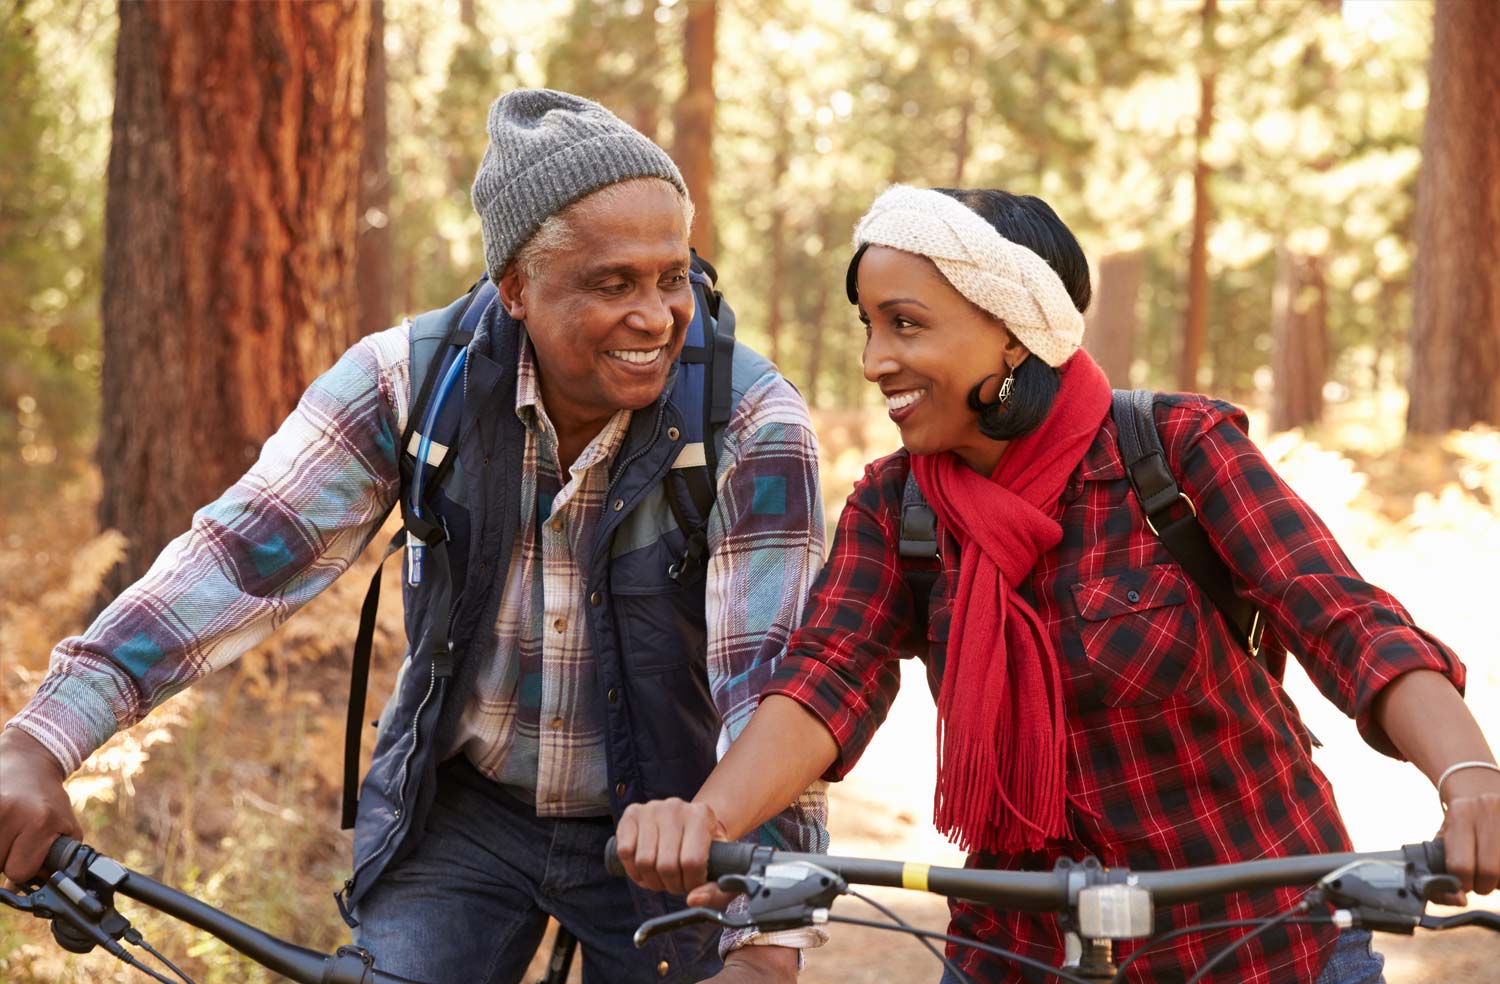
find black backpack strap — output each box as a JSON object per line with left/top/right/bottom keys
{"left": 341, "top": 525, "right": 403, "bottom": 829}
{"left": 1113, "top": 389, "right": 1266, "bottom": 665}
{"left": 665, "top": 252, "right": 734, "bottom": 583}
{"left": 898, "top": 472, "right": 940, "bottom": 641}
{"left": 341, "top": 277, "right": 493, "bottom": 830}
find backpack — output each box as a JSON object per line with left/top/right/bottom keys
{"left": 340, "top": 253, "right": 737, "bottom": 828}
{"left": 898, "top": 389, "right": 1268, "bottom": 668}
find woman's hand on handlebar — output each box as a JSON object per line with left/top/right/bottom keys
{"left": 615, "top": 797, "right": 736, "bottom": 907}
{"left": 0, "top": 728, "right": 82, "bottom": 885}
{"left": 1437, "top": 765, "right": 1500, "bottom": 900}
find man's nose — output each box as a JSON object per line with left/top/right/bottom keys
{"left": 623, "top": 288, "right": 675, "bottom": 335}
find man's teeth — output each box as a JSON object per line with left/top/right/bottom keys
{"left": 886, "top": 390, "right": 925, "bottom": 411}
{"left": 607, "top": 347, "right": 663, "bottom": 365}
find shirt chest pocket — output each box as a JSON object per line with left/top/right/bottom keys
{"left": 1070, "top": 564, "right": 1202, "bottom": 707}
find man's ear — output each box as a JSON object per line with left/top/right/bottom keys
{"left": 497, "top": 263, "right": 527, "bottom": 321}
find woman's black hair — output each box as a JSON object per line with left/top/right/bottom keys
{"left": 847, "top": 188, "right": 1091, "bottom": 443}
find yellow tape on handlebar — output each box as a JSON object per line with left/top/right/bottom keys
{"left": 901, "top": 862, "right": 930, "bottom": 892}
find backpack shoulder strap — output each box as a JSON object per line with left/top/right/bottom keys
{"left": 1112, "top": 389, "right": 1266, "bottom": 665}
{"left": 899, "top": 470, "right": 940, "bottom": 641}
{"left": 342, "top": 275, "right": 494, "bottom": 830}
{"left": 664, "top": 252, "right": 735, "bottom": 583}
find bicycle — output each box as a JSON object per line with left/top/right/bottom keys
{"left": 0, "top": 834, "right": 581, "bottom": 984}
{"left": 603, "top": 836, "right": 1500, "bottom": 983}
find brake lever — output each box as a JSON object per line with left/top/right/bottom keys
{"left": 632, "top": 906, "right": 754, "bottom": 947}
{"left": 1420, "top": 910, "right": 1500, "bottom": 932}
{"left": 1317, "top": 858, "right": 1465, "bottom": 936}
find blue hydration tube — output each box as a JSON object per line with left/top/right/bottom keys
{"left": 407, "top": 347, "right": 468, "bottom": 585}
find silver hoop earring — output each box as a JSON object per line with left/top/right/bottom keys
{"left": 997, "top": 373, "right": 1015, "bottom": 406}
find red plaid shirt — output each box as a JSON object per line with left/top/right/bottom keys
{"left": 767, "top": 394, "right": 1465, "bottom": 984}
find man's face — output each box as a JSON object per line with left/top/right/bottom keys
{"left": 499, "top": 180, "right": 694, "bottom": 432}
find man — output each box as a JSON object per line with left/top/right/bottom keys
{"left": 0, "top": 89, "right": 826, "bottom": 983}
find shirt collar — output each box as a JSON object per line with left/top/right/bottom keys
{"left": 514, "top": 334, "right": 632, "bottom": 472}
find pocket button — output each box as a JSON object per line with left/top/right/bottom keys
{"left": 1126, "top": 589, "right": 1141, "bottom": 603}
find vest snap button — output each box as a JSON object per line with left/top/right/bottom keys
{"left": 590, "top": 591, "right": 603, "bottom": 606}
{"left": 615, "top": 781, "right": 627, "bottom": 797}
{"left": 613, "top": 499, "right": 625, "bottom": 512}
{"left": 657, "top": 960, "right": 670, "bottom": 977}
{"left": 667, "top": 426, "right": 680, "bottom": 441}
{"left": 607, "top": 688, "right": 620, "bottom": 704}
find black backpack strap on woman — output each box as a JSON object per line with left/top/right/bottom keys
{"left": 1111, "top": 389, "right": 1266, "bottom": 666}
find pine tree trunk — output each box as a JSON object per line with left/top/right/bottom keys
{"left": 765, "top": 134, "right": 791, "bottom": 367}
{"left": 673, "top": 0, "right": 717, "bottom": 260}
{"left": 1270, "top": 247, "right": 1327, "bottom": 432}
{"left": 1407, "top": 0, "right": 1500, "bottom": 434}
{"left": 1179, "top": 0, "right": 1217, "bottom": 392}
{"left": 357, "top": 0, "right": 391, "bottom": 340}
{"left": 627, "top": 1, "right": 662, "bottom": 142}
{"left": 99, "top": 0, "right": 369, "bottom": 591}
{"left": 1083, "top": 251, "right": 1142, "bottom": 388}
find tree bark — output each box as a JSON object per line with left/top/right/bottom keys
{"left": 627, "top": 1, "right": 662, "bottom": 142}
{"left": 673, "top": 0, "right": 717, "bottom": 260}
{"left": 99, "top": 0, "right": 369, "bottom": 590}
{"left": 357, "top": 0, "right": 391, "bottom": 340}
{"left": 1083, "top": 251, "right": 1143, "bottom": 388}
{"left": 1407, "top": 0, "right": 1500, "bottom": 434}
{"left": 1178, "top": 0, "right": 1217, "bottom": 392}
{"left": 765, "top": 126, "right": 791, "bottom": 367}
{"left": 1270, "top": 246, "right": 1327, "bottom": 432}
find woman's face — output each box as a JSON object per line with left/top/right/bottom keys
{"left": 857, "top": 245, "right": 1025, "bottom": 471}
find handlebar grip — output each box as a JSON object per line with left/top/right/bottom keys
{"left": 45, "top": 834, "right": 82, "bottom": 873}
{"left": 1404, "top": 839, "right": 1446, "bottom": 874}
{"left": 603, "top": 837, "right": 761, "bottom": 881}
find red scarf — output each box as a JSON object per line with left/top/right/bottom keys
{"left": 911, "top": 351, "right": 1112, "bottom": 854}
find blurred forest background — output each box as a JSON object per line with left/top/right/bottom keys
{"left": 2, "top": 0, "right": 1498, "bottom": 981}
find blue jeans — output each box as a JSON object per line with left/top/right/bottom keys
{"left": 1313, "top": 929, "right": 1385, "bottom": 984}
{"left": 935, "top": 928, "right": 1384, "bottom": 982}
{"left": 352, "top": 757, "right": 722, "bottom": 984}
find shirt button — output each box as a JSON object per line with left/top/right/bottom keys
{"left": 1126, "top": 589, "right": 1141, "bottom": 603}
{"left": 667, "top": 426, "right": 680, "bottom": 441}
{"left": 553, "top": 617, "right": 567, "bottom": 633}
{"left": 589, "top": 591, "right": 603, "bottom": 606}
{"left": 657, "top": 960, "right": 670, "bottom": 977}
{"left": 607, "top": 688, "right": 620, "bottom": 704}
{"left": 550, "top": 716, "right": 564, "bottom": 730}
{"left": 549, "top": 517, "right": 564, "bottom": 533}
{"left": 613, "top": 498, "right": 625, "bottom": 512}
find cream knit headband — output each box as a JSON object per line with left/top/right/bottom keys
{"left": 852, "top": 185, "right": 1086, "bottom": 368}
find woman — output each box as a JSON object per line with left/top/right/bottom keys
{"left": 618, "top": 186, "right": 1500, "bottom": 983}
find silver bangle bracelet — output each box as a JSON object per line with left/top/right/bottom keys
{"left": 1436, "top": 760, "right": 1500, "bottom": 807}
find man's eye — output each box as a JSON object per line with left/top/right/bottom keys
{"left": 662, "top": 272, "right": 689, "bottom": 289}
{"left": 598, "top": 282, "right": 629, "bottom": 295}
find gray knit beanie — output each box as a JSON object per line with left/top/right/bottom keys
{"left": 471, "top": 88, "right": 689, "bottom": 279}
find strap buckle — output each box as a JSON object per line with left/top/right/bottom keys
{"left": 1144, "top": 492, "right": 1197, "bottom": 537}
{"left": 1246, "top": 607, "right": 1265, "bottom": 660}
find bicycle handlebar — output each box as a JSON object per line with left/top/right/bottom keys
{"left": 23, "top": 836, "right": 424, "bottom": 984}
{"left": 603, "top": 835, "right": 1449, "bottom": 910}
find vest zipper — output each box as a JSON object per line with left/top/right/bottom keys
{"left": 348, "top": 659, "right": 437, "bottom": 896}
{"left": 601, "top": 399, "right": 668, "bottom": 529}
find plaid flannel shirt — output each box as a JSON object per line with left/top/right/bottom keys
{"left": 765, "top": 393, "right": 1465, "bottom": 984}
{"left": 9, "top": 320, "right": 829, "bottom": 951}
